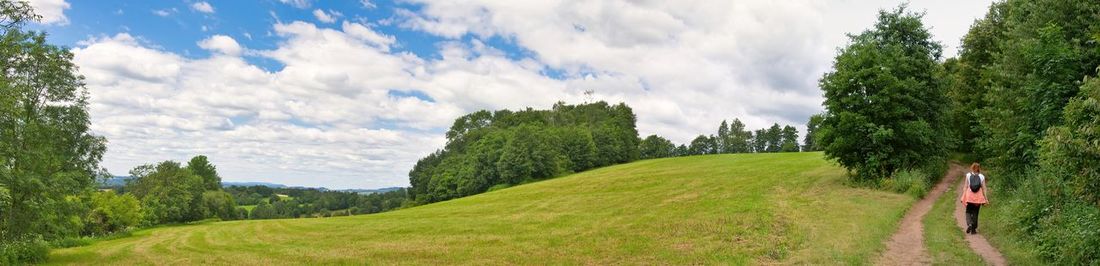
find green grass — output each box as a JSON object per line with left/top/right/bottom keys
{"left": 48, "top": 152, "right": 914, "bottom": 265}
{"left": 923, "top": 183, "right": 982, "bottom": 265}
{"left": 981, "top": 192, "right": 1044, "bottom": 265}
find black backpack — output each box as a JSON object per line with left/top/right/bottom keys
{"left": 968, "top": 173, "right": 982, "bottom": 193}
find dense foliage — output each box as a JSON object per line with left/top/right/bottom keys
{"left": 1011, "top": 75, "right": 1100, "bottom": 263}
{"left": 127, "top": 161, "right": 210, "bottom": 224}
{"left": 408, "top": 101, "right": 639, "bottom": 204}
{"left": 224, "top": 186, "right": 407, "bottom": 219}
{"left": 943, "top": 0, "right": 1100, "bottom": 263}
{"left": 0, "top": 1, "right": 106, "bottom": 263}
{"left": 956, "top": 0, "right": 1100, "bottom": 188}
{"left": 818, "top": 6, "right": 950, "bottom": 181}
{"left": 638, "top": 135, "right": 676, "bottom": 159}
{"left": 81, "top": 191, "right": 141, "bottom": 236}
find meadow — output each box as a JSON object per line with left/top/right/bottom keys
{"left": 48, "top": 152, "right": 914, "bottom": 264}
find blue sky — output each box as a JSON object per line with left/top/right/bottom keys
{"left": 25, "top": 0, "right": 994, "bottom": 189}
{"left": 35, "top": 1, "right": 520, "bottom": 70}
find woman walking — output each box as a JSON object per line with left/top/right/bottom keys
{"left": 960, "top": 162, "right": 988, "bottom": 234}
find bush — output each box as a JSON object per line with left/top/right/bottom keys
{"left": 84, "top": 191, "right": 142, "bottom": 236}
{"left": 994, "top": 74, "right": 1100, "bottom": 264}
{"left": 0, "top": 235, "right": 49, "bottom": 265}
{"left": 881, "top": 170, "right": 930, "bottom": 198}
{"left": 998, "top": 174, "right": 1100, "bottom": 264}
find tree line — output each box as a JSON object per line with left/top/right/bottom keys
{"left": 638, "top": 119, "right": 814, "bottom": 160}
{"left": 410, "top": 101, "right": 816, "bottom": 205}
{"left": 224, "top": 185, "right": 406, "bottom": 219}
{"left": 408, "top": 101, "right": 640, "bottom": 204}
{"left": 817, "top": 2, "right": 1100, "bottom": 263}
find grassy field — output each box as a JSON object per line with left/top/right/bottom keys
{"left": 923, "top": 183, "right": 982, "bottom": 265}
{"left": 48, "top": 152, "right": 914, "bottom": 265}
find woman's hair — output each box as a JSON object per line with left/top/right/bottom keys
{"left": 970, "top": 162, "right": 981, "bottom": 173}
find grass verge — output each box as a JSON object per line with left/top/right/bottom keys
{"left": 981, "top": 191, "right": 1044, "bottom": 265}
{"left": 923, "top": 183, "right": 982, "bottom": 265}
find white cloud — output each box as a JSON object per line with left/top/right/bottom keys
{"left": 198, "top": 35, "right": 243, "bottom": 56}
{"left": 279, "top": 0, "right": 310, "bottom": 9}
{"left": 191, "top": 1, "right": 214, "bottom": 14}
{"left": 152, "top": 8, "right": 176, "bottom": 17}
{"left": 73, "top": 1, "right": 993, "bottom": 189}
{"left": 360, "top": 0, "right": 376, "bottom": 9}
{"left": 341, "top": 21, "right": 395, "bottom": 51}
{"left": 74, "top": 22, "right": 472, "bottom": 188}
{"left": 312, "top": 9, "right": 341, "bottom": 24}
{"left": 397, "top": 0, "right": 993, "bottom": 143}
{"left": 25, "top": 0, "right": 69, "bottom": 25}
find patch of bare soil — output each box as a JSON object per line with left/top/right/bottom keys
{"left": 874, "top": 164, "right": 964, "bottom": 266}
{"left": 953, "top": 175, "right": 1007, "bottom": 266}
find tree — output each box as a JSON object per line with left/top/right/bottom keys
{"left": 752, "top": 129, "right": 767, "bottom": 153}
{"left": 674, "top": 144, "right": 689, "bottom": 157}
{"left": 688, "top": 135, "right": 715, "bottom": 155}
{"left": 638, "top": 135, "right": 675, "bottom": 159}
{"left": 1038, "top": 73, "right": 1100, "bottom": 204}
{"left": 497, "top": 125, "right": 561, "bottom": 185}
{"left": 127, "top": 161, "right": 205, "bottom": 224}
{"left": 554, "top": 127, "right": 597, "bottom": 172}
{"left": 716, "top": 120, "right": 730, "bottom": 153}
{"left": 1028, "top": 71, "right": 1100, "bottom": 264}
{"left": 818, "top": 6, "right": 949, "bottom": 180}
{"left": 727, "top": 119, "right": 752, "bottom": 153}
{"left": 201, "top": 191, "right": 237, "bottom": 221}
{"left": 186, "top": 155, "right": 221, "bottom": 191}
{"left": 765, "top": 124, "right": 783, "bottom": 152}
{"left": 780, "top": 125, "right": 800, "bottom": 152}
{"left": 804, "top": 114, "right": 825, "bottom": 151}
{"left": 944, "top": 3, "right": 1004, "bottom": 155}
{"left": 971, "top": 0, "right": 1100, "bottom": 187}
{"left": 0, "top": 0, "right": 107, "bottom": 241}
{"left": 250, "top": 201, "right": 275, "bottom": 219}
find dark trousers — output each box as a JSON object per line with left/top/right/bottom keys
{"left": 965, "top": 203, "right": 981, "bottom": 233}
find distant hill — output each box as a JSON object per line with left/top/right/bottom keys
{"left": 341, "top": 187, "right": 404, "bottom": 195}
{"left": 221, "top": 181, "right": 288, "bottom": 188}
{"left": 55, "top": 153, "right": 916, "bottom": 264}
{"left": 98, "top": 176, "right": 132, "bottom": 187}
{"left": 103, "top": 177, "right": 395, "bottom": 193}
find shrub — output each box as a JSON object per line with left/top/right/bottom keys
{"left": 999, "top": 172, "right": 1100, "bottom": 264}
{"left": 84, "top": 191, "right": 142, "bottom": 236}
{"left": 881, "top": 170, "right": 930, "bottom": 198}
{"left": 0, "top": 235, "right": 49, "bottom": 265}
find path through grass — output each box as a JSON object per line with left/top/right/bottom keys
{"left": 924, "top": 179, "right": 983, "bottom": 265}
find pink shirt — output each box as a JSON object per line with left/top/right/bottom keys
{"left": 960, "top": 172, "right": 988, "bottom": 204}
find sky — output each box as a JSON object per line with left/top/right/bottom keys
{"left": 24, "top": 0, "right": 994, "bottom": 189}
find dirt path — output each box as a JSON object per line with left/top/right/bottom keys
{"left": 874, "top": 164, "right": 964, "bottom": 266}
{"left": 954, "top": 174, "right": 1008, "bottom": 266}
